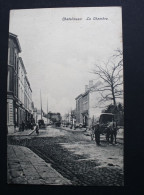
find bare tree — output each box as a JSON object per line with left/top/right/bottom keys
{"left": 91, "top": 49, "right": 123, "bottom": 106}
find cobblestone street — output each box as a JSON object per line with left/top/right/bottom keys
{"left": 7, "top": 126, "right": 124, "bottom": 186}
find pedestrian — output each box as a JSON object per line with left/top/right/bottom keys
{"left": 21, "top": 120, "right": 25, "bottom": 131}
{"left": 94, "top": 122, "right": 101, "bottom": 146}
{"left": 31, "top": 122, "right": 33, "bottom": 130}
{"left": 35, "top": 123, "right": 39, "bottom": 135}
{"left": 28, "top": 121, "right": 31, "bottom": 129}
{"left": 25, "top": 121, "right": 28, "bottom": 130}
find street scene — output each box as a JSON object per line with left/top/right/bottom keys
{"left": 7, "top": 126, "right": 123, "bottom": 186}
{"left": 7, "top": 7, "right": 124, "bottom": 186}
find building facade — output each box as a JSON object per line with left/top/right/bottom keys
{"left": 75, "top": 94, "right": 83, "bottom": 124}
{"left": 18, "top": 57, "right": 26, "bottom": 125}
{"left": 7, "top": 33, "right": 22, "bottom": 133}
{"left": 24, "top": 76, "right": 33, "bottom": 124}
{"left": 7, "top": 33, "right": 33, "bottom": 133}
{"left": 75, "top": 80, "right": 101, "bottom": 128}
{"left": 81, "top": 90, "right": 89, "bottom": 126}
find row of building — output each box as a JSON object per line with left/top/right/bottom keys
{"left": 7, "top": 32, "right": 36, "bottom": 133}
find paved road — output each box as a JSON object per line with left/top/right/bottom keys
{"left": 7, "top": 126, "right": 124, "bottom": 186}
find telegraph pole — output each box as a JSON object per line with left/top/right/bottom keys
{"left": 40, "top": 90, "right": 42, "bottom": 120}
{"left": 47, "top": 97, "right": 48, "bottom": 125}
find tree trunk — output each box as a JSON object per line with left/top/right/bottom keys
{"left": 111, "top": 86, "right": 116, "bottom": 106}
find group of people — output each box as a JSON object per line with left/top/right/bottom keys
{"left": 19, "top": 120, "right": 34, "bottom": 131}
{"left": 19, "top": 120, "right": 39, "bottom": 135}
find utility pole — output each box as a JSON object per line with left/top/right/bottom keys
{"left": 47, "top": 97, "right": 48, "bottom": 125}
{"left": 40, "top": 90, "right": 42, "bottom": 120}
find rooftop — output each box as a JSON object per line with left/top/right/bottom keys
{"left": 9, "top": 32, "right": 22, "bottom": 53}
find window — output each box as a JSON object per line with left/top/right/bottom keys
{"left": 17, "top": 59, "right": 19, "bottom": 72}
{"left": 14, "top": 54, "right": 17, "bottom": 70}
{"left": 7, "top": 102, "right": 9, "bottom": 124}
{"left": 21, "top": 88, "right": 22, "bottom": 102}
{"left": 7, "top": 71, "right": 10, "bottom": 91}
{"left": 15, "top": 108, "right": 18, "bottom": 125}
{"left": 8, "top": 47, "right": 10, "bottom": 64}
{"left": 16, "top": 77, "right": 18, "bottom": 97}
{"left": 18, "top": 84, "right": 20, "bottom": 99}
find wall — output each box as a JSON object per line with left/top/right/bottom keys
{"left": 76, "top": 95, "right": 83, "bottom": 124}
{"left": 7, "top": 36, "right": 20, "bottom": 132}
{"left": 7, "top": 99, "right": 14, "bottom": 133}
{"left": 89, "top": 91, "right": 102, "bottom": 126}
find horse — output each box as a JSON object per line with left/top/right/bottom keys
{"left": 106, "top": 121, "right": 118, "bottom": 145}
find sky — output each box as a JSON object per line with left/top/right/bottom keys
{"left": 9, "top": 7, "right": 123, "bottom": 116}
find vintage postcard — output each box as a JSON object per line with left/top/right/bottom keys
{"left": 7, "top": 7, "right": 124, "bottom": 186}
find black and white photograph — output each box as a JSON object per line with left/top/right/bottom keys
{"left": 7, "top": 7, "right": 124, "bottom": 186}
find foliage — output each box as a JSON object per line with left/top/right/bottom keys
{"left": 104, "top": 103, "right": 124, "bottom": 126}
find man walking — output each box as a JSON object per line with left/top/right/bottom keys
{"left": 21, "top": 120, "right": 25, "bottom": 131}
{"left": 35, "top": 123, "right": 39, "bottom": 135}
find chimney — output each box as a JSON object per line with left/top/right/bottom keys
{"left": 89, "top": 80, "right": 93, "bottom": 88}
{"left": 85, "top": 85, "right": 88, "bottom": 92}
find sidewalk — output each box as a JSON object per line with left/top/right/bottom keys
{"left": 8, "top": 128, "right": 36, "bottom": 136}
{"left": 7, "top": 145, "right": 72, "bottom": 185}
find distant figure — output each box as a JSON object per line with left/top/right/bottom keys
{"left": 31, "top": 122, "right": 33, "bottom": 130}
{"left": 21, "top": 121, "right": 25, "bottom": 131}
{"left": 94, "top": 122, "right": 101, "bottom": 146}
{"left": 35, "top": 123, "right": 39, "bottom": 135}
{"left": 28, "top": 121, "right": 31, "bottom": 129}
{"left": 25, "top": 122, "right": 28, "bottom": 130}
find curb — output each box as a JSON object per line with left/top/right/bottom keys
{"left": 7, "top": 129, "right": 36, "bottom": 136}
{"left": 28, "top": 129, "right": 36, "bottom": 135}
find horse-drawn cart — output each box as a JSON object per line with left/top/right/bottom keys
{"left": 92, "top": 113, "right": 118, "bottom": 145}
{"left": 38, "top": 119, "right": 46, "bottom": 129}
